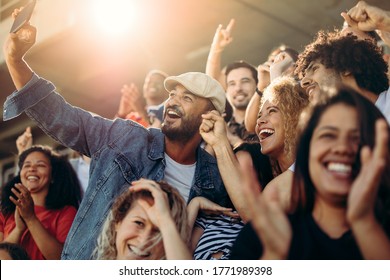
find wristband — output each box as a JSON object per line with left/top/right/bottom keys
{"left": 255, "top": 88, "right": 263, "bottom": 96}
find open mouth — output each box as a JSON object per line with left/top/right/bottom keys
{"left": 325, "top": 162, "right": 352, "bottom": 175}
{"left": 27, "top": 175, "right": 39, "bottom": 182}
{"left": 165, "top": 108, "right": 182, "bottom": 119}
{"left": 259, "top": 128, "right": 275, "bottom": 141}
{"left": 127, "top": 245, "right": 151, "bottom": 258}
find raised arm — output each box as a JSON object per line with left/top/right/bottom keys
{"left": 3, "top": 10, "right": 35, "bottom": 90}
{"left": 200, "top": 110, "right": 259, "bottom": 222}
{"left": 342, "top": 1, "right": 390, "bottom": 47}
{"left": 244, "top": 62, "right": 270, "bottom": 132}
{"left": 347, "top": 119, "right": 390, "bottom": 259}
{"left": 205, "top": 19, "right": 235, "bottom": 89}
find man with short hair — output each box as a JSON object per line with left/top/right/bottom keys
{"left": 225, "top": 61, "right": 259, "bottom": 146}
{"left": 3, "top": 22, "right": 228, "bottom": 259}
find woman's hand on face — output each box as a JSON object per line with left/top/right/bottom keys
{"left": 10, "top": 183, "right": 36, "bottom": 222}
{"left": 130, "top": 179, "right": 173, "bottom": 229}
{"left": 347, "top": 119, "right": 389, "bottom": 225}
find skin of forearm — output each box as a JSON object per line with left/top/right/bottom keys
{"left": 244, "top": 94, "right": 261, "bottom": 133}
{"left": 212, "top": 140, "right": 252, "bottom": 222}
{"left": 5, "top": 57, "right": 34, "bottom": 90}
{"left": 24, "top": 216, "right": 63, "bottom": 259}
{"left": 206, "top": 48, "right": 223, "bottom": 81}
{"left": 159, "top": 218, "right": 192, "bottom": 260}
{"left": 351, "top": 216, "right": 390, "bottom": 259}
{"left": 3, "top": 227, "right": 24, "bottom": 244}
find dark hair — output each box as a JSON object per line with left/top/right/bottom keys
{"left": 292, "top": 86, "right": 390, "bottom": 232}
{"left": 0, "top": 242, "right": 30, "bottom": 260}
{"left": 295, "top": 31, "right": 388, "bottom": 95}
{"left": 0, "top": 145, "right": 82, "bottom": 216}
{"left": 225, "top": 60, "right": 258, "bottom": 85}
{"left": 234, "top": 142, "right": 273, "bottom": 188}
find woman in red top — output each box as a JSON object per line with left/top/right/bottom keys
{"left": 0, "top": 145, "right": 82, "bottom": 259}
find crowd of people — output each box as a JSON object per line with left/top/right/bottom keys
{"left": 1, "top": 1, "right": 390, "bottom": 260}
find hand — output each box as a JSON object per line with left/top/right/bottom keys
{"left": 190, "top": 196, "right": 240, "bottom": 218}
{"left": 3, "top": 9, "right": 37, "bottom": 62}
{"left": 270, "top": 52, "right": 295, "bottom": 81}
{"left": 117, "top": 83, "right": 147, "bottom": 118}
{"left": 257, "top": 62, "right": 271, "bottom": 91}
{"left": 130, "top": 179, "right": 173, "bottom": 229}
{"left": 342, "top": 1, "right": 390, "bottom": 32}
{"left": 199, "top": 110, "right": 229, "bottom": 148}
{"left": 245, "top": 180, "right": 291, "bottom": 259}
{"left": 16, "top": 126, "right": 33, "bottom": 155}
{"left": 210, "top": 19, "right": 235, "bottom": 52}
{"left": 14, "top": 208, "right": 27, "bottom": 233}
{"left": 347, "top": 119, "right": 388, "bottom": 225}
{"left": 10, "top": 183, "right": 36, "bottom": 223}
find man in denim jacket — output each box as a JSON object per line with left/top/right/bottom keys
{"left": 3, "top": 23, "right": 229, "bottom": 259}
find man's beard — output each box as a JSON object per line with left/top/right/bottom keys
{"left": 162, "top": 116, "right": 202, "bottom": 142}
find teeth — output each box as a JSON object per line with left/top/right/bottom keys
{"left": 27, "top": 176, "right": 39, "bottom": 180}
{"left": 260, "top": 129, "right": 274, "bottom": 135}
{"left": 167, "top": 109, "right": 180, "bottom": 117}
{"left": 327, "top": 162, "right": 352, "bottom": 173}
{"left": 128, "top": 245, "right": 150, "bottom": 258}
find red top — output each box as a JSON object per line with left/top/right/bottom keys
{"left": 0, "top": 205, "right": 77, "bottom": 260}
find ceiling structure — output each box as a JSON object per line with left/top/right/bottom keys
{"left": 0, "top": 0, "right": 389, "bottom": 161}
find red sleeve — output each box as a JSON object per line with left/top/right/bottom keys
{"left": 54, "top": 206, "right": 77, "bottom": 243}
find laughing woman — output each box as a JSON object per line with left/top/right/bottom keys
{"left": 230, "top": 87, "right": 390, "bottom": 259}
{"left": 0, "top": 146, "right": 82, "bottom": 259}
{"left": 93, "top": 179, "right": 190, "bottom": 260}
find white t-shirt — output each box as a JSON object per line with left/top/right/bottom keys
{"left": 375, "top": 87, "right": 390, "bottom": 124}
{"left": 163, "top": 153, "right": 196, "bottom": 202}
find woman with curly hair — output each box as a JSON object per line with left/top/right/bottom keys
{"left": 93, "top": 179, "right": 190, "bottom": 260}
{"left": 231, "top": 86, "right": 390, "bottom": 259}
{"left": 0, "top": 145, "right": 82, "bottom": 259}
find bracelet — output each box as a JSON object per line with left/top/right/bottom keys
{"left": 255, "top": 88, "right": 263, "bottom": 96}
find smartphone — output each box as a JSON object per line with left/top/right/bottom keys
{"left": 9, "top": 0, "right": 36, "bottom": 33}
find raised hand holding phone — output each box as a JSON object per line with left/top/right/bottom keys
{"left": 10, "top": 0, "right": 36, "bottom": 33}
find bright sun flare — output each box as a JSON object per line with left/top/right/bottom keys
{"left": 92, "top": 0, "right": 138, "bottom": 36}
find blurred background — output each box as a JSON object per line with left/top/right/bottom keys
{"left": 0, "top": 0, "right": 389, "bottom": 183}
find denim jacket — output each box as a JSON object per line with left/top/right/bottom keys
{"left": 3, "top": 74, "right": 228, "bottom": 259}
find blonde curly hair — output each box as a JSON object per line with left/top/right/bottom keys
{"left": 93, "top": 181, "right": 189, "bottom": 260}
{"left": 259, "top": 77, "right": 309, "bottom": 172}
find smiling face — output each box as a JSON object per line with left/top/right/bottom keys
{"left": 115, "top": 199, "right": 164, "bottom": 260}
{"left": 300, "top": 60, "right": 342, "bottom": 99}
{"left": 162, "top": 84, "right": 212, "bottom": 142}
{"left": 309, "top": 103, "right": 360, "bottom": 205}
{"left": 255, "top": 100, "right": 285, "bottom": 160}
{"left": 143, "top": 73, "right": 167, "bottom": 106}
{"left": 226, "top": 67, "right": 256, "bottom": 110}
{"left": 20, "top": 151, "right": 51, "bottom": 197}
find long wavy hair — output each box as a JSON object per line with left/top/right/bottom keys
{"left": 93, "top": 181, "right": 189, "bottom": 260}
{"left": 259, "top": 76, "right": 309, "bottom": 175}
{"left": 291, "top": 86, "right": 390, "bottom": 233}
{"left": 0, "top": 145, "right": 82, "bottom": 216}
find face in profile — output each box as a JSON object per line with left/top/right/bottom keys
{"left": 309, "top": 103, "right": 360, "bottom": 205}
{"left": 256, "top": 100, "right": 285, "bottom": 159}
{"left": 115, "top": 199, "right": 164, "bottom": 260}
{"left": 20, "top": 151, "right": 52, "bottom": 197}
